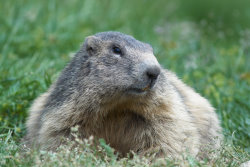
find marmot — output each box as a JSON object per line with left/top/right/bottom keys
{"left": 25, "top": 31, "right": 222, "bottom": 158}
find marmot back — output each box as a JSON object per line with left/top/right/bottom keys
{"left": 25, "top": 31, "right": 222, "bottom": 158}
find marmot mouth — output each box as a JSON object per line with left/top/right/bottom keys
{"left": 127, "top": 84, "right": 151, "bottom": 95}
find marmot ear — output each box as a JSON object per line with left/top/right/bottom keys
{"left": 84, "top": 36, "right": 101, "bottom": 56}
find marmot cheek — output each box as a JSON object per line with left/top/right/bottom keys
{"left": 97, "top": 57, "right": 118, "bottom": 66}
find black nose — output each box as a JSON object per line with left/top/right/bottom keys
{"left": 146, "top": 66, "right": 161, "bottom": 88}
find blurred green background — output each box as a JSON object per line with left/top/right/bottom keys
{"left": 0, "top": 0, "right": 249, "bottom": 160}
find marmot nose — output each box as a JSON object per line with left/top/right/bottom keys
{"left": 146, "top": 66, "right": 161, "bottom": 88}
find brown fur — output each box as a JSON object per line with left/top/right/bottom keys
{"left": 25, "top": 31, "right": 222, "bottom": 159}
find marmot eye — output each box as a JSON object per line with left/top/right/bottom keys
{"left": 112, "top": 46, "right": 122, "bottom": 55}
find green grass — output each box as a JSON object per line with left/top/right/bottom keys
{"left": 0, "top": 0, "right": 249, "bottom": 166}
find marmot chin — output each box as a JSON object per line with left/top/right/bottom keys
{"left": 25, "top": 31, "right": 222, "bottom": 158}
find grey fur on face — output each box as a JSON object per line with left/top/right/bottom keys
{"left": 45, "top": 31, "right": 161, "bottom": 109}
{"left": 24, "top": 31, "right": 222, "bottom": 159}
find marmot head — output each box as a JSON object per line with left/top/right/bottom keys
{"left": 50, "top": 32, "right": 162, "bottom": 110}
{"left": 83, "top": 32, "right": 160, "bottom": 96}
